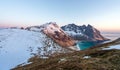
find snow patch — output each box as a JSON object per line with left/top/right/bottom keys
{"left": 83, "top": 56, "right": 91, "bottom": 59}
{"left": 102, "top": 45, "right": 120, "bottom": 50}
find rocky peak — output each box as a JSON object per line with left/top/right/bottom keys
{"left": 81, "top": 25, "right": 86, "bottom": 29}
{"left": 67, "top": 23, "right": 77, "bottom": 27}
{"left": 25, "top": 22, "right": 77, "bottom": 50}
{"left": 42, "top": 22, "right": 76, "bottom": 48}
{"left": 61, "top": 23, "right": 108, "bottom": 41}
{"left": 84, "top": 24, "right": 106, "bottom": 41}
{"left": 87, "top": 24, "right": 93, "bottom": 28}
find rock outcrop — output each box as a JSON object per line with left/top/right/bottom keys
{"left": 26, "top": 22, "right": 77, "bottom": 50}
{"left": 42, "top": 22, "right": 75, "bottom": 47}
{"left": 61, "top": 23, "right": 108, "bottom": 41}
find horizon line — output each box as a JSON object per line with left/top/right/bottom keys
{"left": 0, "top": 22, "right": 120, "bottom": 32}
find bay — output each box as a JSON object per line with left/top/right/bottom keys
{"left": 77, "top": 41, "right": 98, "bottom": 50}
{"left": 77, "top": 31, "right": 120, "bottom": 50}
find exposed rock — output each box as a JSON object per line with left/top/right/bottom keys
{"left": 84, "top": 24, "right": 107, "bottom": 41}
{"left": 42, "top": 22, "right": 75, "bottom": 48}
{"left": 61, "top": 23, "right": 108, "bottom": 41}
{"left": 26, "top": 22, "right": 77, "bottom": 50}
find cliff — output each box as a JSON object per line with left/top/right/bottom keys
{"left": 61, "top": 24, "right": 108, "bottom": 41}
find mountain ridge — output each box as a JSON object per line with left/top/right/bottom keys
{"left": 0, "top": 22, "right": 110, "bottom": 70}
{"left": 0, "top": 23, "right": 76, "bottom": 70}
{"left": 61, "top": 23, "right": 108, "bottom": 41}
{"left": 26, "top": 22, "right": 78, "bottom": 50}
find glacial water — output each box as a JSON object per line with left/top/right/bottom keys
{"left": 77, "top": 32, "right": 120, "bottom": 50}
{"left": 77, "top": 41, "right": 97, "bottom": 50}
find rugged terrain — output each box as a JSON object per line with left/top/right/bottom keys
{"left": 42, "top": 22, "right": 75, "bottom": 48}
{"left": 0, "top": 22, "right": 111, "bottom": 70}
{"left": 12, "top": 38, "right": 120, "bottom": 70}
{"left": 61, "top": 24, "right": 108, "bottom": 41}
{"left": 0, "top": 23, "right": 77, "bottom": 70}
{"left": 26, "top": 22, "right": 77, "bottom": 50}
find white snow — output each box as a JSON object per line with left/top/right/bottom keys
{"left": 58, "top": 58, "right": 67, "bottom": 63}
{"left": 0, "top": 29, "right": 44, "bottom": 70}
{"left": 29, "top": 27, "right": 42, "bottom": 32}
{"left": 83, "top": 29, "right": 86, "bottom": 32}
{"left": 43, "top": 23, "right": 62, "bottom": 34}
{"left": 65, "top": 31, "right": 83, "bottom": 36}
{"left": 83, "top": 56, "right": 91, "bottom": 59}
{"left": 0, "top": 28, "right": 67, "bottom": 70}
{"left": 102, "top": 44, "right": 120, "bottom": 50}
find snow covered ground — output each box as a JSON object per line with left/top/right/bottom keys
{"left": 1, "top": 27, "right": 118, "bottom": 70}
{"left": 65, "top": 31, "right": 84, "bottom": 36}
{"left": 103, "top": 44, "right": 120, "bottom": 50}
{"left": 0, "top": 29, "right": 45, "bottom": 70}
{"left": 0, "top": 28, "right": 68, "bottom": 70}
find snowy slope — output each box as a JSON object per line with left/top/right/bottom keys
{"left": 42, "top": 22, "right": 76, "bottom": 47}
{"left": 103, "top": 45, "right": 120, "bottom": 50}
{"left": 0, "top": 28, "right": 70, "bottom": 70}
{"left": 26, "top": 22, "right": 77, "bottom": 49}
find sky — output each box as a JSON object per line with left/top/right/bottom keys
{"left": 0, "top": 0, "right": 120, "bottom": 32}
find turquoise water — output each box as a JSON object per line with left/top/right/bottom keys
{"left": 77, "top": 41, "right": 97, "bottom": 50}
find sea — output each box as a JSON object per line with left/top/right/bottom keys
{"left": 77, "top": 32, "right": 120, "bottom": 50}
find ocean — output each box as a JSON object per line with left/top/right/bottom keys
{"left": 102, "top": 32, "right": 120, "bottom": 40}
{"left": 77, "top": 32, "right": 120, "bottom": 50}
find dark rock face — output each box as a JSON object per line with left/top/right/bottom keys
{"left": 61, "top": 24, "right": 108, "bottom": 41}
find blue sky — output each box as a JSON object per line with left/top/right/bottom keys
{"left": 0, "top": 0, "right": 120, "bottom": 31}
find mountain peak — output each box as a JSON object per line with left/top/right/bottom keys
{"left": 68, "top": 23, "right": 76, "bottom": 26}
{"left": 42, "top": 23, "right": 76, "bottom": 48}
{"left": 61, "top": 23, "right": 108, "bottom": 41}
{"left": 87, "top": 24, "right": 93, "bottom": 28}
{"left": 26, "top": 23, "right": 77, "bottom": 50}
{"left": 47, "top": 22, "right": 57, "bottom": 25}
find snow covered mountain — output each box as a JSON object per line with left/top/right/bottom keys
{"left": 0, "top": 23, "right": 78, "bottom": 70}
{"left": 42, "top": 22, "right": 75, "bottom": 47}
{"left": 61, "top": 24, "right": 108, "bottom": 41}
{"left": 0, "top": 22, "right": 108, "bottom": 70}
{"left": 26, "top": 22, "right": 76, "bottom": 48}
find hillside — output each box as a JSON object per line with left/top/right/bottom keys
{"left": 26, "top": 22, "right": 77, "bottom": 50}
{"left": 0, "top": 24, "right": 74, "bottom": 70}
{"left": 0, "top": 23, "right": 114, "bottom": 70}
{"left": 12, "top": 38, "right": 120, "bottom": 70}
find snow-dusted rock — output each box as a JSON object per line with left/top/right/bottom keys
{"left": 42, "top": 22, "right": 76, "bottom": 48}
{"left": 0, "top": 28, "right": 72, "bottom": 70}
{"left": 61, "top": 23, "right": 108, "bottom": 41}
{"left": 0, "top": 22, "right": 79, "bottom": 70}
{"left": 26, "top": 22, "right": 77, "bottom": 49}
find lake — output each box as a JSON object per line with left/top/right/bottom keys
{"left": 77, "top": 32, "right": 120, "bottom": 50}
{"left": 77, "top": 41, "right": 98, "bottom": 50}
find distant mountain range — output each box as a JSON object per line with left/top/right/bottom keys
{"left": 61, "top": 23, "right": 108, "bottom": 41}
{"left": 26, "top": 23, "right": 108, "bottom": 42}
